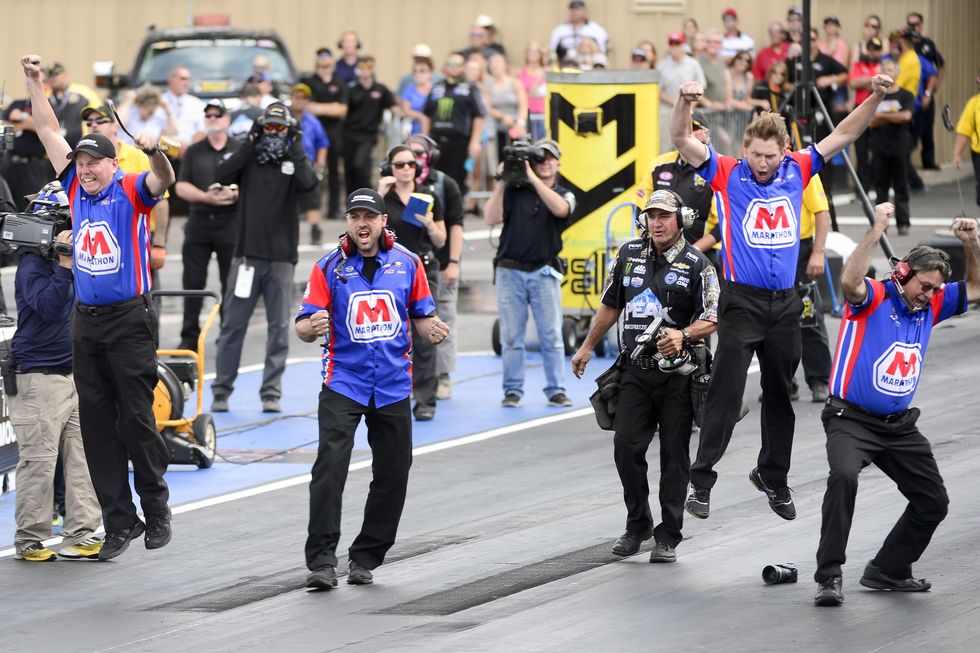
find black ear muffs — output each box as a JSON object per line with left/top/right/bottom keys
{"left": 337, "top": 33, "right": 362, "bottom": 50}
{"left": 339, "top": 228, "right": 396, "bottom": 256}
{"left": 381, "top": 145, "right": 423, "bottom": 179}
{"left": 407, "top": 134, "right": 440, "bottom": 167}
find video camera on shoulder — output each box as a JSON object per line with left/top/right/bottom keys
{"left": 501, "top": 140, "right": 548, "bottom": 187}
{"left": 0, "top": 181, "right": 73, "bottom": 260}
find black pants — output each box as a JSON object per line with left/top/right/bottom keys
{"left": 691, "top": 282, "right": 802, "bottom": 489}
{"left": 815, "top": 404, "right": 948, "bottom": 582}
{"left": 873, "top": 150, "right": 911, "bottom": 228}
{"left": 305, "top": 388, "right": 413, "bottom": 571}
{"left": 913, "top": 101, "right": 937, "bottom": 169}
{"left": 796, "top": 238, "right": 832, "bottom": 388}
{"left": 409, "top": 262, "right": 440, "bottom": 413}
{"left": 613, "top": 366, "right": 693, "bottom": 547}
{"left": 854, "top": 130, "right": 874, "bottom": 191}
{"left": 72, "top": 297, "right": 170, "bottom": 532}
{"left": 324, "top": 125, "right": 343, "bottom": 218}
{"left": 342, "top": 131, "right": 376, "bottom": 195}
{"left": 180, "top": 220, "right": 236, "bottom": 346}
{"left": 432, "top": 133, "right": 470, "bottom": 194}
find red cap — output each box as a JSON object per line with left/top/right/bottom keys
{"left": 668, "top": 32, "right": 685, "bottom": 45}
{"left": 723, "top": 8, "right": 738, "bottom": 19}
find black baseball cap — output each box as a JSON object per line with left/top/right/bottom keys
{"left": 867, "top": 37, "right": 883, "bottom": 51}
{"left": 346, "top": 188, "right": 387, "bottom": 214}
{"left": 46, "top": 62, "right": 66, "bottom": 76}
{"left": 204, "top": 98, "right": 227, "bottom": 115}
{"left": 67, "top": 133, "right": 116, "bottom": 160}
{"left": 692, "top": 110, "right": 710, "bottom": 131}
{"left": 80, "top": 105, "right": 112, "bottom": 122}
{"left": 262, "top": 103, "right": 290, "bottom": 126}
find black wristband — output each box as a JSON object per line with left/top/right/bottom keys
{"left": 448, "top": 258, "right": 460, "bottom": 264}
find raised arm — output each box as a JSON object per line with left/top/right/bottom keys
{"left": 841, "top": 202, "right": 892, "bottom": 305}
{"left": 670, "top": 81, "right": 709, "bottom": 167}
{"left": 952, "top": 218, "right": 980, "bottom": 302}
{"left": 816, "top": 73, "right": 893, "bottom": 160}
{"left": 20, "top": 55, "right": 71, "bottom": 175}
{"left": 132, "top": 133, "right": 175, "bottom": 196}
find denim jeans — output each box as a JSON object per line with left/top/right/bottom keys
{"left": 496, "top": 265, "right": 566, "bottom": 399}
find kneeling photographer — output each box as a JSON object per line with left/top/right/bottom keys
{"left": 571, "top": 190, "right": 719, "bottom": 563}
{"left": 1, "top": 185, "right": 103, "bottom": 561}
{"left": 485, "top": 139, "right": 576, "bottom": 408}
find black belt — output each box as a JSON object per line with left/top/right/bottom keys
{"left": 18, "top": 366, "right": 72, "bottom": 375}
{"left": 629, "top": 355, "right": 660, "bottom": 370}
{"left": 76, "top": 294, "right": 148, "bottom": 316}
{"left": 722, "top": 279, "right": 795, "bottom": 300}
{"left": 826, "top": 396, "right": 908, "bottom": 423}
{"left": 496, "top": 259, "right": 547, "bottom": 272}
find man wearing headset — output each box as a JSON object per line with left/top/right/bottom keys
{"left": 297, "top": 188, "right": 449, "bottom": 590}
{"left": 813, "top": 205, "right": 979, "bottom": 607}
{"left": 571, "top": 189, "right": 719, "bottom": 563}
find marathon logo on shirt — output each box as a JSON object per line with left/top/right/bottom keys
{"left": 873, "top": 342, "right": 923, "bottom": 396}
{"left": 74, "top": 220, "right": 122, "bottom": 275}
{"left": 742, "top": 197, "right": 797, "bottom": 248}
{"left": 346, "top": 290, "right": 402, "bottom": 343}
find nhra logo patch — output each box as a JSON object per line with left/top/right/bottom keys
{"left": 742, "top": 197, "right": 797, "bottom": 249}
{"left": 873, "top": 342, "right": 922, "bottom": 396}
{"left": 75, "top": 220, "right": 121, "bottom": 275}
{"left": 346, "top": 290, "right": 402, "bottom": 343}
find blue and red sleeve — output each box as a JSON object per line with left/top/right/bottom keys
{"left": 846, "top": 278, "right": 886, "bottom": 319}
{"left": 296, "top": 257, "right": 332, "bottom": 320}
{"left": 788, "top": 146, "right": 825, "bottom": 187}
{"left": 408, "top": 258, "right": 436, "bottom": 318}
{"left": 931, "top": 280, "right": 967, "bottom": 324}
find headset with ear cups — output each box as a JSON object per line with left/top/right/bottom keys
{"left": 405, "top": 133, "right": 441, "bottom": 167}
{"left": 379, "top": 145, "right": 423, "bottom": 179}
{"left": 890, "top": 246, "right": 952, "bottom": 285}
{"left": 338, "top": 228, "right": 396, "bottom": 256}
{"left": 635, "top": 189, "right": 698, "bottom": 232}
{"left": 337, "top": 31, "right": 362, "bottom": 50}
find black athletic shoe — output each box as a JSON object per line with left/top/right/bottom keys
{"left": 649, "top": 541, "right": 676, "bottom": 563}
{"left": 749, "top": 468, "right": 796, "bottom": 520}
{"left": 859, "top": 561, "right": 931, "bottom": 592}
{"left": 306, "top": 565, "right": 338, "bottom": 590}
{"left": 814, "top": 576, "right": 844, "bottom": 606}
{"left": 347, "top": 560, "right": 374, "bottom": 585}
{"left": 99, "top": 520, "right": 146, "bottom": 561}
{"left": 611, "top": 530, "right": 652, "bottom": 557}
{"left": 686, "top": 486, "right": 711, "bottom": 519}
{"left": 145, "top": 508, "right": 172, "bottom": 550}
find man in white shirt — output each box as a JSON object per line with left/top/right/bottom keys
{"left": 160, "top": 66, "right": 205, "bottom": 149}
{"left": 656, "top": 33, "right": 706, "bottom": 151}
{"left": 719, "top": 8, "right": 756, "bottom": 62}
{"left": 549, "top": 1, "right": 609, "bottom": 62}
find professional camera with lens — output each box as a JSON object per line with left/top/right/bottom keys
{"left": 501, "top": 141, "right": 547, "bottom": 187}
{"left": 0, "top": 181, "right": 73, "bottom": 260}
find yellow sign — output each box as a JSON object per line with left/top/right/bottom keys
{"left": 546, "top": 71, "right": 661, "bottom": 314}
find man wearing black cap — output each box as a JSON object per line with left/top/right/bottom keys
{"left": 21, "top": 53, "right": 176, "bottom": 561}
{"left": 549, "top": 1, "right": 609, "bottom": 63}
{"left": 906, "top": 12, "right": 944, "bottom": 171}
{"left": 211, "top": 102, "right": 317, "bottom": 413}
{"left": 174, "top": 99, "right": 240, "bottom": 350}
{"left": 342, "top": 56, "right": 398, "bottom": 194}
{"left": 849, "top": 37, "right": 883, "bottom": 190}
{"left": 301, "top": 48, "right": 349, "bottom": 220}
{"left": 572, "top": 189, "right": 719, "bottom": 564}
{"left": 298, "top": 188, "right": 449, "bottom": 589}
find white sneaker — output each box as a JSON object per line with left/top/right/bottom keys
{"left": 436, "top": 375, "right": 452, "bottom": 400}
{"left": 58, "top": 535, "right": 104, "bottom": 559}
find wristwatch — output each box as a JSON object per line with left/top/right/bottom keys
{"left": 682, "top": 329, "right": 692, "bottom": 347}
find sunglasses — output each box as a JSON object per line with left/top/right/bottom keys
{"left": 204, "top": 112, "right": 224, "bottom": 119}
{"left": 86, "top": 117, "right": 112, "bottom": 126}
{"left": 263, "top": 123, "right": 287, "bottom": 133}
{"left": 392, "top": 160, "right": 418, "bottom": 169}
{"left": 908, "top": 22, "right": 922, "bottom": 28}
{"left": 865, "top": 22, "right": 880, "bottom": 29}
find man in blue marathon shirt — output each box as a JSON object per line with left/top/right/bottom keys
{"left": 813, "top": 204, "right": 979, "bottom": 607}
{"left": 670, "top": 72, "right": 894, "bottom": 521}
{"left": 296, "top": 189, "right": 449, "bottom": 590}
{"left": 21, "top": 54, "right": 176, "bottom": 561}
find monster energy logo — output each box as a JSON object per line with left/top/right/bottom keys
{"left": 436, "top": 97, "right": 455, "bottom": 121}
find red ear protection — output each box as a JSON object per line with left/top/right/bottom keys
{"left": 892, "top": 259, "right": 913, "bottom": 285}
{"left": 338, "top": 228, "right": 396, "bottom": 255}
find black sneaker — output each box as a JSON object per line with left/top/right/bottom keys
{"left": 686, "top": 486, "right": 711, "bottom": 519}
{"left": 347, "top": 560, "right": 374, "bottom": 585}
{"left": 414, "top": 405, "right": 435, "bottom": 421}
{"left": 548, "top": 392, "right": 573, "bottom": 407}
{"left": 810, "top": 383, "right": 829, "bottom": 403}
{"left": 859, "top": 561, "right": 931, "bottom": 592}
{"left": 145, "top": 508, "right": 172, "bottom": 550}
{"left": 306, "top": 565, "right": 338, "bottom": 590}
{"left": 99, "top": 519, "right": 146, "bottom": 561}
{"left": 814, "top": 576, "right": 844, "bottom": 606}
{"left": 501, "top": 393, "right": 521, "bottom": 408}
{"left": 310, "top": 224, "right": 323, "bottom": 246}
{"left": 749, "top": 468, "right": 796, "bottom": 520}
{"left": 612, "top": 530, "right": 652, "bottom": 557}
{"left": 649, "top": 541, "right": 677, "bottom": 563}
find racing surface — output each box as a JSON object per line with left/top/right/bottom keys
{"left": 2, "top": 177, "right": 979, "bottom": 652}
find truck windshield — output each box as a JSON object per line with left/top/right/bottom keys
{"left": 135, "top": 38, "right": 293, "bottom": 93}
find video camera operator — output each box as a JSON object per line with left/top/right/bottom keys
{"left": 484, "top": 139, "right": 575, "bottom": 408}
{"left": 21, "top": 53, "right": 175, "bottom": 561}
{"left": 571, "top": 189, "right": 719, "bottom": 563}
{"left": 6, "top": 187, "right": 103, "bottom": 562}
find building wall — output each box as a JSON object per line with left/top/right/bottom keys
{"left": 1, "top": 0, "right": 976, "bottom": 161}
